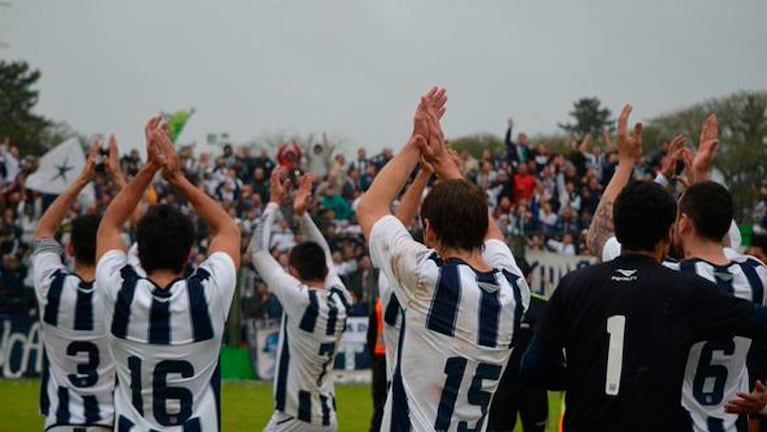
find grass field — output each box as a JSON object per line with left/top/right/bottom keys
{"left": 0, "top": 379, "right": 562, "bottom": 431}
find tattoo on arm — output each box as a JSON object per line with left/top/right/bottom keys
{"left": 587, "top": 199, "right": 615, "bottom": 258}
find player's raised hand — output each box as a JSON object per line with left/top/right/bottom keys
{"left": 80, "top": 138, "right": 100, "bottom": 182}
{"left": 692, "top": 113, "right": 719, "bottom": 176}
{"left": 616, "top": 104, "right": 643, "bottom": 165}
{"left": 144, "top": 115, "right": 164, "bottom": 168}
{"left": 724, "top": 380, "right": 767, "bottom": 415}
{"left": 659, "top": 134, "right": 687, "bottom": 179}
{"left": 412, "top": 86, "right": 447, "bottom": 139}
{"left": 294, "top": 173, "right": 315, "bottom": 217}
{"left": 105, "top": 134, "right": 128, "bottom": 186}
{"left": 269, "top": 166, "right": 288, "bottom": 205}
{"left": 154, "top": 125, "right": 182, "bottom": 183}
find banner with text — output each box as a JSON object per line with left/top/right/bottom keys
{"left": 0, "top": 315, "right": 43, "bottom": 379}
{"left": 526, "top": 251, "right": 597, "bottom": 298}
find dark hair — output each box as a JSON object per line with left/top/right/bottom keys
{"left": 288, "top": 242, "right": 328, "bottom": 282}
{"left": 614, "top": 181, "right": 676, "bottom": 253}
{"left": 678, "top": 181, "right": 734, "bottom": 242}
{"left": 136, "top": 204, "right": 195, "bottom": 274}
{"left": 752, "top": 233, "right": 767, "bottom": 252}
{"left": 70, "top": 214, "right": 101, "bottom": 266}
{"left": 420, "top": 179, "right": 488, "bottom": 251}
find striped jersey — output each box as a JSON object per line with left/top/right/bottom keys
{"left": 674, "top": 255, "right": 767, "bottom": 431}
{"left": 33, "top": 239, "right": 115, "bottom": 430}
{"left": 250, "top": 203, "right": 352, "bottom": 429}
{"left": 369, "top": 216, "right": 531, "bottom": 432}
{"left": 96, "top": 249, "right": 237, "bottom": 432}
{"left": 602, "top": 236, "right": 767, "bottom": 431}
{"left": 378, "top": 271, "right": 402, "bottom": 382}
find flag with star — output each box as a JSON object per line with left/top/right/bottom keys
{"left": 26, "top": 138, "right": 95, "bottom": 201}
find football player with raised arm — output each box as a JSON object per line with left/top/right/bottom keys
{"left": 357, "top": 87, "right": 530, "bottom": 432}
{"left": 95, "top": 117, "right": 240, "bottom": 431}
{"left": 34, "top": 137, "right": 127, "bottom": 432}
{"left": 249, "top": 169, "right": 352, "bottom": 431}
{"left": 586, "top": 106, "right": 767, "bottom": 431}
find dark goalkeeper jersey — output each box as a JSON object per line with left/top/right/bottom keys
{"left": 530, "top": 254, "right": 767, "bottom": 431}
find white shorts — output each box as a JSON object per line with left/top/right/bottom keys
{"left": 264, "top": 411, "right": 337, "bottom": 432}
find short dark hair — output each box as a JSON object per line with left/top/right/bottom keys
{"left": 752, "top": 233, "right": 767, "bottom": 252}
{"left": 288, "top": 242, "right": 328, "bottom": 282}
{"left": 136, "top": 204, "right": 195, "bottom": 274}
{"left": 70, "top": 214, "right": 101, "bottom": 266}
{"left": 678, "top": 181, "right": 734, "bottom": 242}
{"left": 420, "top": 179, "right": 488, "bottom": 251}
{"left": 614, "top": 181, "right": 676, "bottom": 253}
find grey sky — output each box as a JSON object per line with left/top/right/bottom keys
{"left": 2, "top": 0, "right": 766, "bottom": 155}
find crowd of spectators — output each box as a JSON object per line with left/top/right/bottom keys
{"left": 1, "top": 120, "right": 764, "bottom": 325}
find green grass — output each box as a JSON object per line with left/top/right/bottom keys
{"left": 0, "top": 379, "right": 562, "bottom": 431}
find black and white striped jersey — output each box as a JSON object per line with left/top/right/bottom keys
{"left": 250, "top": 204, "right": 351, "bottom": 430}
{"left": 34, "top": 239, "right": 115, "bottom": 430}
{"left": 369, "top": 216, "right": 530, "bottom": 432}
{"left": 96, "top": 249, "right": 237, "bottom": 432}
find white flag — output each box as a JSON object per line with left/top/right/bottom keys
{"left": 26, "top": 138, "right": 95, "bottom": 202}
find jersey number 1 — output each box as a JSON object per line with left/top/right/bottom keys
{"left": 605, "top": 315, "right": 626, "bottom": 396}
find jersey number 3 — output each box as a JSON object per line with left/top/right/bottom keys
{"left": 605, "top": 315, "right": 626, "bottom": 396}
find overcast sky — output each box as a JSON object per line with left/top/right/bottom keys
{"left": 2, "top": 0, "right": 766, "bottom": 154}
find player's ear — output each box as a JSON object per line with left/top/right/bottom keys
{"left": 288, "top": 266, "right": 300, "bottom": 280}
{"left": 423, "top": 218, "right": 436, "bottom": 249}
{"left": 678, "top": 213, "right": 692, "bottom": 236}
{"left": 65, "top": 241, "right": 75, "bottom": 258}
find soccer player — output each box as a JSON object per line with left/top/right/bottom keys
{"left": 588, "top": 106, "right": 767, "bottom": 430}
{"left": 249, "top": 169, "right": 352, "bottom": 431}
{"left": 34, "top": 139, "right": 122, "bottom": 431}
{"left": 95, "top": 117, "right": 240, "bottom": 431}
{"left": 488, "top": 259, "right": 549, "bottom": 432}
{"left": 367, "top": 162, "right": 432, "bottom": 432}
{"left": 520, "top": 178, "right": 767, "bottom": 430}
{"left": 357, "top": 87, "right": 530, "bottom": 431}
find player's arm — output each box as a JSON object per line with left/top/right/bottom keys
{"left": 585, "top": 104, "right": 643, "bottom": 259}
{"left": 519, "top": 278, "right": 568, "bottom": 390}
{"left": 35, "top": 141, "right": 98, "bottom": 242}
{"left": 396, "top": 165, "right": 431, "bottom": 228}
{"left": 97, "top": 117, "right": 164, "bottom": 262}
{"left": 157, "top": 125, "right": 241, "bottom": 269}
{"left": 294, "top": 173, "right": 333, "bottom": 269}
{"left": 104, "top": 134, "right": 148, "bottom": 229}
{"left": 357, "top": 87, "right": 451, "bottom": 241}
{"left": 248, "top": 169, "right": 310, "bottom": 308}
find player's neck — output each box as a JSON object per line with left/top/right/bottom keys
{"left": 439, "top": 247, "right": 492, "bottom": 272}
{"left": 684, "top": 237, "right": 729, "bottom": 266}
{"left": 73, "top": 263, "right": 95, "bottom": 283}
{"left": 147, "top": 270, "right": 184, "bottom": 289}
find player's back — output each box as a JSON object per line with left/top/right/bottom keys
{"left": 273, "top": 279, "right": 351, "bottom": 427}
{"left": 381, "top": 252, "right": 527, "bottom": 432}
{"left": 677, "top": 254, "right": 767, "bottom": 431}
{"left": 97, "top": 249, "right": 236, "bottom": 432}
{"left": 546, "top": 254, "right": 753, "bottom": 431}
{"left": 34, "top": 244, "right": 115, "bottom": 430}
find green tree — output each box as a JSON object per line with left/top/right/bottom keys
{"left": 559, "top": 97, "right": 613, "bottom": 138}
{"left": 449, "top": 133, "right": 504, "bottom": 159}
{"left": 0, "top": 61, "right": 52, "bottom": 155}
{"left": 649, "top": 91, "right": 767, "bottom": 223}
